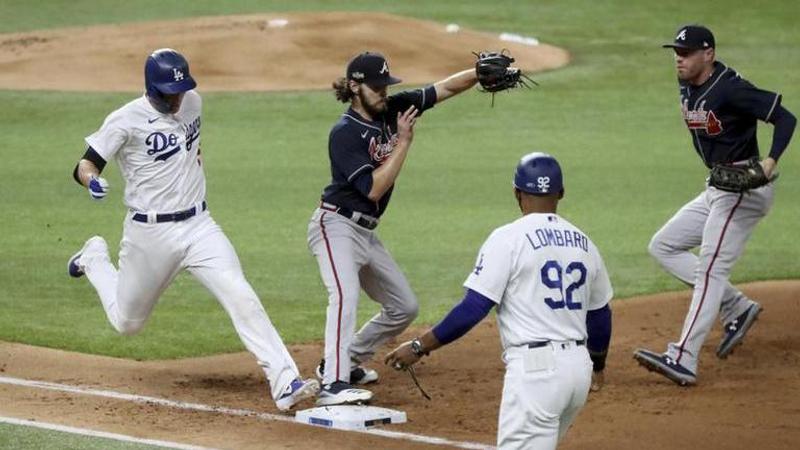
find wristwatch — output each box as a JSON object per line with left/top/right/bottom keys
{"left": 410, "top": 338, "right": 429, "bottom": 357}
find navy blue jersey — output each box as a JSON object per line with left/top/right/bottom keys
{"left": 679, "top": 61, "right": 782, "bottom": 167}
{"left": 321, "top": 85, "right": 437, "bottom": 217}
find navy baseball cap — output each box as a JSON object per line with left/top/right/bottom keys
{"left": 663, "top": 25, "right": 715, "bottom": 50}
{"left": 346, "top": 52, "right": 402, "bottom": 86}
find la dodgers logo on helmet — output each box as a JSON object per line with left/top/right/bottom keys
{"left": 172, "top": 68, "right": 184, "bottom": 82}
{"left": 514, "top": 152, "right": 563, "bottom": 195}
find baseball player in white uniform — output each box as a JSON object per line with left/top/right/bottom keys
{"left": 67, "top": 49, "right": 318, "bottom": 411}
{"left": 386, "top": 153, "right": 614, "bottom": 450}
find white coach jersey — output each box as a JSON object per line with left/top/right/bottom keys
{"left": 85, "top": 90, "right": 204, "bottom": 212}
{"left": 464, "top": 213, "right": 613, "bottom": 350}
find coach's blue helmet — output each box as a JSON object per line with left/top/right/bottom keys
{"left": 513, "top": 152, "right": 563, "bottom": 195}
{"left": 144, "top": 48, "right": 196, "bottom": 99}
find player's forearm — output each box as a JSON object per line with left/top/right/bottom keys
{"left": 768, "top": 106, "right": 796, "bottom": 161}
{"left": 367, "top": 140, "right": 411, "bottom": 201}
{"left": 433, "top": 69, "right": 478, "bottom": 103}
{"left": 75, "top": 159, "right": 101, "bottom": 188}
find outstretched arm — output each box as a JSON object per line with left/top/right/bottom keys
{"left": 433, "top": 69, "right": 478, "bottom": 103}
{"left": 384, "top": 289, "right": 494, "bottom": 368}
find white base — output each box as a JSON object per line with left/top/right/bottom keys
{"left": 295, "top": 405, "right": 407, "bottom": 430}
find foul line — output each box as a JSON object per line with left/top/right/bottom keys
{"left": 0, "top": 415, "right": 217, "bottom": 450}
{"left": 0, "top": 375, "right": 493, "bottom": 450}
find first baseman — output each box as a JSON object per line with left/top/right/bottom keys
{"left": 634, "top": 25, "right": 796, "bottom": 385}
{"left": 67, "top": 49, "right": 319, "bottom": 411}
{"left": 307, "top": 52, "right": 483, "bottom": 406}
{"left": 386, "top": 153, "right": 613, "bottom": 450}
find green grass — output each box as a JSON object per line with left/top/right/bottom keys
{"left": 0, "top": 1, "right": 797, "bottom": 359}
{"left": 0, "top": 422, "right": 182, "bottom": 450}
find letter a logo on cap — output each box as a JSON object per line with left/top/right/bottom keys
{"left": 380, "top": 61, "right": 389, "bottom": 74}
{"left": 677, "top": 29, "right": 687, "bottom": 40}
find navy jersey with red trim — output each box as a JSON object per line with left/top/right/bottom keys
{"left": 679, "top": 61, "right": 781, "bottom": 167}
{"left": 321, "top": 85, "right": 437, "bottom": 217}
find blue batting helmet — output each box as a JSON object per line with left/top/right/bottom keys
{"left": 144, "top": 48, "right": 196, "bottom": 98}
{"left": 513, "top": 152, "right": 563, "bottom": 195}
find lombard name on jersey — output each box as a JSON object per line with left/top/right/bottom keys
{"left": 85, "top": 90, "right": 205, "bottom": 212}
{"left": 526, "top": 226, "right": 589, "bottom": 253}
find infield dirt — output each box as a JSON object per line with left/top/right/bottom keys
{"left": 1, "top": 280, "right": 798, "bottom": 449}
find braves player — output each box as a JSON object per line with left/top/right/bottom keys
{"left": 307, "top": 51, "right": 484, "bottom": 406}
{"left": 386, "top": 153, "right": 613, "bottom": 450}
{"left": 67, "top": 49, "right": 319, "bottom": 411}
{"left": 634, "top": 25, "right": 796, "bottom": 385}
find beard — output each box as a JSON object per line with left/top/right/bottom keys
{"left": 358, "top": 89, "right": 387, "bottom": 118}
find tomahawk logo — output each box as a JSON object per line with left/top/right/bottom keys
{"left": 379, "top": 61, "right": 389, "bottom": 74}
{"left": 173, "top": 68, "right": 184, "bottom": 82}
{"left": 537, "top": 176, "right": 551, "bottom": 192}
{"left": 676, "top": 29, "right": 687, "bottom": 41}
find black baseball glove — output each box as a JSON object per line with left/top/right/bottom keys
{"left": 474, "top": 50, "right": 536, "bottom": 94}
{"left": 708, "top": 158, "right": 774, "bottom": 192}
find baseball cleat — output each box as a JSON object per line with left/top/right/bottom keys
{"left": 315, "top": 359, "right": 379, "bottom": 385}
{"left": 275, "top": 378, "right": 320, "bottom": 412}
{"left": 67, "top": 251, "right": 84, "bottom": 278}
{"left": 316, "top": 381, "right": 373, "bottom": 406}
{"left": 634, "top": 348, "right": 697, "bottom": 386}
{"left": 717, "top": 303, "right": 762, "bottom": 359}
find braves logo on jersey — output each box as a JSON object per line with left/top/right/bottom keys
{"left": 682, "top": 98, "right": 723, "bottom": 135}
{"left": 368, "top": 133, "right": 398, "bottom": 164}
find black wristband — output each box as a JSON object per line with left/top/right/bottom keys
{"left": 589, "top": 349, "right": 607, "bottom": 372}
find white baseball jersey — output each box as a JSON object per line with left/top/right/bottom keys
{"left": 85, "top": 90, "right": 204, "bottom": 212}
{"left": 464, "top": 213, "right": 613, "bottom": 350}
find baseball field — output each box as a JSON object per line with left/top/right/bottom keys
{"left": 0, "top": 1, "right": 798, "bottom": 449}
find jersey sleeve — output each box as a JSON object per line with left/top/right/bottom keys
{"left": 387, "top": 85, "right": 437, "bottom": 117}
{"left": 329, "top": 127, "right": 375, "bottom": 189}
{"left": 84, "top": 111, "right": 129, "bottom": 161}
{"left": 727, "top": 76, "right": 782, "bottom": 122}
{"left": 587, "top": 245, "right": 613, "bottom": 310}
{"left": 463, "top": 230, "right": 513, "bottom": 304}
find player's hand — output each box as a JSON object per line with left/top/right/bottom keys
{"left": 384, "top": 341, "right": 421, "bottom": 370}
{"left": 760, "top": 157, "right": 777, "bottom": 179}
{"left": 396, "top": 105, "right": 418, "bottom": 144}
{"left": 590, "top": 370, "right": 605, "bottom": 393}
{"left": 88, "top": 176, "right": 109, "bottom": 200}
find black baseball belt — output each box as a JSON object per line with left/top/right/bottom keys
{"left": 527, "top": 340, "right": 586, "bottom": 349}
{"left": 132, "top": 201, "right": 207, "bottom": 224}
{"left": 320, "top": 202, "right": 379, "bottom": 230}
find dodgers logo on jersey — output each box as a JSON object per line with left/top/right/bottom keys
{"left": 145, "top": 131, "right": 182, "bottom": 162}
{"left": 681, "top": 99, "right": 723, "bottom": 135}
{"left": 184, "top": 116, "right": 201, "bottom": 151}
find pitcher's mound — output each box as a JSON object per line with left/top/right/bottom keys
{"left": 0, "top": 12, "right": 569, "bottom": 92}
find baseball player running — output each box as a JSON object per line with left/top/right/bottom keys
{"left": 67, "top": 49, "right": 319, "bottom": 411}
{"left": 634, "top": 25, "right": 796, "bottom": 386}
{"left": 307, "top": 51, "right": 489, "bottom": 406}
{"left": 386, "top": 153, "right": 613, "bottom": 450}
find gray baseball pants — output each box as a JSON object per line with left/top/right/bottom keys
{"left": 648, "top": 183, "right": 774, "bottom": 372}
{"left": 307, "top": 208, "right": 419, "bottom": 386}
